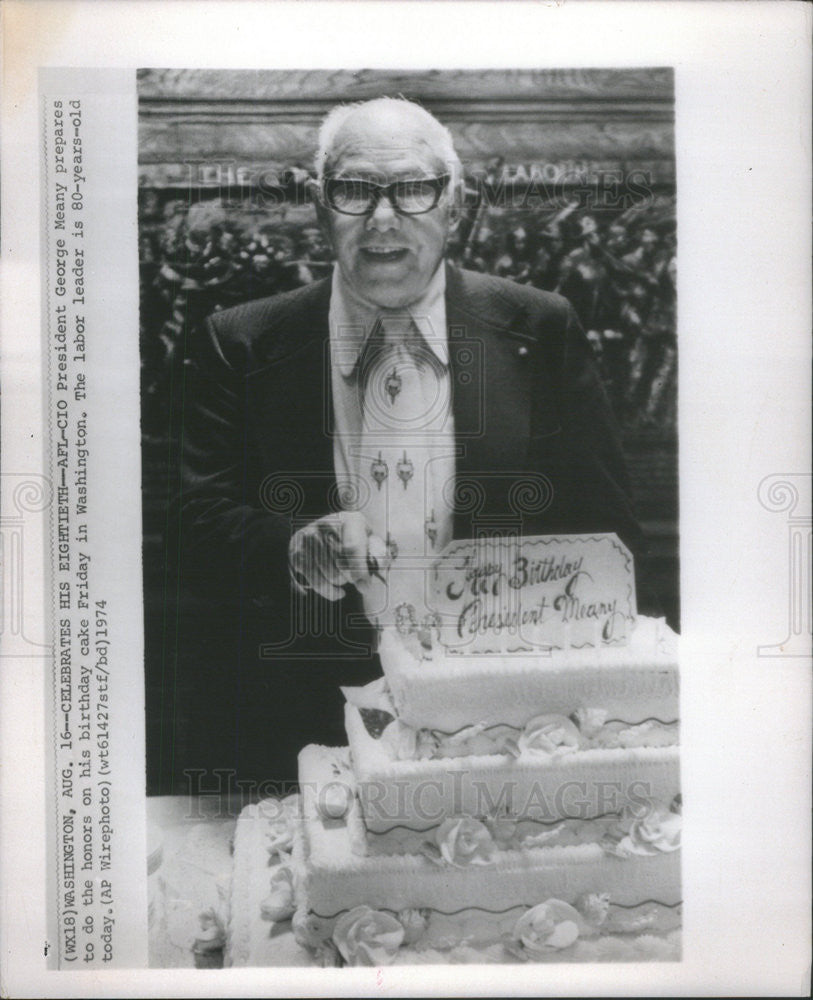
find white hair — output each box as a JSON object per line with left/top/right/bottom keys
{"left": 314, "top": 96, "right": 462, "bottom": 185}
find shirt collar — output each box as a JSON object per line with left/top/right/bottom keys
{"left": 329, "top": 263, "right": 448, "bottom": 376}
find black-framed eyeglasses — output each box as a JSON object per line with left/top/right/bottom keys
{"left": 322, "top": 175, "right": 451, "bottom": 216}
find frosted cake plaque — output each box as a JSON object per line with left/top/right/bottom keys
{"left": 427, "top": 533, "right": 636, "bottom": 654}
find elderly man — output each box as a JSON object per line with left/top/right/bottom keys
{"left": 178, "top": 97, "right": 642, "bottom": 781}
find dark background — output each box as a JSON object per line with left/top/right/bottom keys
{"left": 138, "top": 69, "right": 678, "bottom": 795}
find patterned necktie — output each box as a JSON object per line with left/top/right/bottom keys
{"left": 356, "top": 314, "right": 451, "bottom": 628}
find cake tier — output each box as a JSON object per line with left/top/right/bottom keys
{"left": 227, "top": 795, "right": 314, "bottom": 970}
{"left": 380, "top": 615, "right": 678, "bottom": 732}
{"left": 343, "top": 703, "right": 680, "bottom": 846}
{"left": 299, "top": 744, "right": 680, "bottom": 921}
{"left": 227, "top": 795, "right": 682, "bottom": 967}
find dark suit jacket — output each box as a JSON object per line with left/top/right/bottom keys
{"left": 173, "top": 264, "right": 643, "bottom": 782}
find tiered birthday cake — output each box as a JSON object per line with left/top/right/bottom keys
{"left": 227, "top": 535, "right": 681, "bottom": 966}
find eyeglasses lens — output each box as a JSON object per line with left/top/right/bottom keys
{"left": 325, "top": 177, "right": 448, "bottom": 215}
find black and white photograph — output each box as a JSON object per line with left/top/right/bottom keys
{"left": 138, "top": 67, "right": 681, "bottom": 968}
{"left": 0, "top": 1, "right": 810, "bottom": 996}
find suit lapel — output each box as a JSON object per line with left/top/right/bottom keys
{"left": 246, "top": 280, "right": 337, "bottom": 523}
{"left": 445, "top": 265, "right": 533, "bottom": 480}
{"left": 445, "top": 265, "right": 536, "bottom": 536}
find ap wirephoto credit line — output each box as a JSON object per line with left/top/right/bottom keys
{"left": 40, "top": 70, "right": 145, "bottom": 969}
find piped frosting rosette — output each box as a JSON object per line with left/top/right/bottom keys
{"left": 601, "top": 796, "right": 682, "bottom": 858}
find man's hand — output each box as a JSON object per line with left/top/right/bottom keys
{"left": 288, "top": 511, "right": 388, "bottom": 602}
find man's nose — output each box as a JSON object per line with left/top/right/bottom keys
{"left": 366, "top": 191, "right": 400, "bottom": 231}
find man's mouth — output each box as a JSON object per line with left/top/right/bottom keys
{"left": 360, "top": 246, "right": 409, "bottom": 263}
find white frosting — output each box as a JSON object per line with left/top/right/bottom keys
{"left": 381, "top": 615, "right": 678, "bottom": 731}
{"left": 297, "top": 746, "right": 681, "bottom": 921}
{"left": 226, "top": 797, "right": 312, "bottom": 969}
{"left": 227, "top": 771, "right": 682, "bottom": 963}
{"left": 227, "top": 611, "right": 682, "bottom": 965}
{"left": 344, "top": 703, "right": 680, "bottom": 836}
{"left": 363, "top": 813, "right": 625, "bottom": 857}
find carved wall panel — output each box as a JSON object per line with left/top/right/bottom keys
{"left": 138, "top": 68, "right": 674, "bottom": 186}
{"left": 137, "top": 67, "right": 674, "bottom": 103}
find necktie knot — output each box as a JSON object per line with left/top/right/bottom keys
{"left": 359, "top": 315, "right": 444, "bottom": 407}
{"left": 377, "top": 313, "right": 416, "bottom": 348}
{"left": 357, "top": 314, "right": 416, "bottom": 375}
